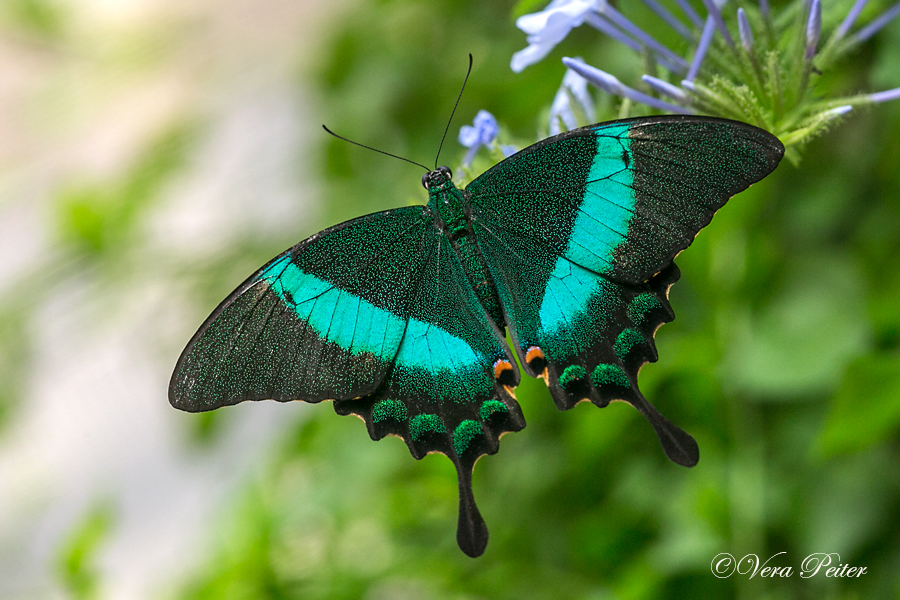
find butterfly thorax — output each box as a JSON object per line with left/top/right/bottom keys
{"left": 425, "top": 171, "right": 505, "bottom": 329}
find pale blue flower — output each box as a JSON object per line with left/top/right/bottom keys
{"left": 687, "top": 16, "right": 716, "bottom": 81}
{"left": 640, "top": 0, "right": 693, "bottom": 40}
{"left": 549, "top": 68, "right": 596, "bottom": 135}
{"left": 510, "top": 0, "right": 900, "bottom": 143}
{"left": 583, "top": 12, "right": 684, "bottom": 73}
{"left": 870, "top": 87, "right": 900, "bottom": 103}
{"left": 835, "top": 0, "right": 868, "bottom": 41}
{"left": 700, "top": 0, "right": 734, "bottom": 46}
{"left": 687, "top": 0, "right": 728, "bottom": 81}
{"left": 511, "top": 0, "right": 601, "bottom": 73}
{"left": 563, "top": 57, "right": 692, "bottom": 114}
{"left": 806, "top": 0, "right": 822, "bottom": 61}
{"left": 641, "top": 74, "right": 689, "bottom": 102}
{"left": 826, "top": 105, "right": 853, "bottom": 116}
{"left": 851, "top": 0, "right": 900, "bottom": 43}
{"left": 737, "top": 8, "right": 754, "bottom": 52}
{"left": 459, "top": 110, "right": 499, "bottom": 166}
{"left": 512, "top": 0, "right": 687, "bottom": 73}
{"left": 596, "top": 3, "right": 688, "bottom": 70}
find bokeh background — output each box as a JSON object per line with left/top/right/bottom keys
{"left": 1, "top": 0, "right": 898, "bottom": 598}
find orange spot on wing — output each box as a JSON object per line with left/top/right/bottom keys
{"left": 525, "top": 346, "right": 545, "bottom": 363}
{"left": 493, "top": 359, "right": 513, "bottom": 380}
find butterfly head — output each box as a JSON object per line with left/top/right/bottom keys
{"left": 422, "top": 166, "right": 453, "bottom": 190}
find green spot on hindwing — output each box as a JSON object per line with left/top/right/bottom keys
{"left": 372, "top": 399, "right": 407, "bottom": 423}
{"left": 558, "top": 364, "right": 587, "bottom": 389}
{"left": 453, "top": 420, "right": 484, "bottom": 455}
{"left": 591, "top": 363, "right": 630, "bottom": 388}
{"left": 627, "top": 293, "right": 662, "bottom": 325}
{"left": 479, "top": 399, "right": 508, "bottom": 421}
{"left": 614, "top": 328, "right": 646, "bottom": 358}
{"left": 409, "top": 414, "right": 446, "bottom": 440}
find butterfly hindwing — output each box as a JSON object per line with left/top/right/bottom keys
{"left": 466, "top": 116, "right": 784, "bottom": 464}
{"left": 333, "top": 225, "right": 524, "bottom": 557}
{"left": 472, "top": 225, "right": 697, "bottom": 464}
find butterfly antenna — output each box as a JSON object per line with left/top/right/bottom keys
{"left": 433, "top": 53, "right": 473, "bottom": 170}
{"left": 322, "top": 125, "right": 430, "bottom": 172}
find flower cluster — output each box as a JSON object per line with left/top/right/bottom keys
{"left": 503, "top": 0, "right": 900, "bottom": 163}
{"left": 457, "top": 109, "right": 519, "bottom": 175}
{"left": 458, "top": 110, "right": 500, "bottom": 166}
{"left": 549, "top": 65, "right": 597, "bottom": 135}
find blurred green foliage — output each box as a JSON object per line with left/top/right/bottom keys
{"left": 0, "top": 120, "right": 200, "bottom": 432}
{"left": 57, "top": 122, "right": 199, "bottom": 257}
{"left": 56, "top": 501, "right": 115, "bottom": 600}
{"left": 168, "top": 0, "right": 900, "bottom": 598}
{"left": 1, "top": 0, "right": 66, "bottom": 38}
{"left": 818, "top": 353, "right": 900, "bottom": 456}
{"left": 0, "top": 300, "right": 31, "bottom": 430}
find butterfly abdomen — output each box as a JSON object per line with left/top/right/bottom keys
{"left": 454, "top": 234, "right": 504, "bottom": 327}
{"left": 428, "top": 180, "right": 505, "bottom": 328}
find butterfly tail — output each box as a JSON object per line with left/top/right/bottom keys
{"left": 626, "top": 392, "right": 699, "bottom": 467}
{"left": 454, "top": 459, "right": 489, "bottom": 558}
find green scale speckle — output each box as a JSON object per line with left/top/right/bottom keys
{"left": 558, "top": 364, "right": 587, "bottom": 388}
{"left": 627, "top": 292, "right": 662, "bottom": 325}
{"left": 409, "top": 414, "right": 446, "bottom": 440}
{"left": 453, "top": 420, "right": 484, "bottom": 455}
{"left": 372, "top": 399, "right": 407, "bottom": 423}
{"left": 479, "top": 399, "right": 508, "bottom": 420}
{"left": 614, "top": 328, "right": 646, "bottom": 358}
{"left": 591, "top": 363, "right": 630, "bottom": 387}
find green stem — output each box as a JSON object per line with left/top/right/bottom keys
{"left": 785, "top": 0, "right": 811, "bottom": 108}
{"left": 684, "top": 81, "right": 745, "bottom": 120}
{"left": 766, "top": 51, "right": 783, "bottom": 120}
{"left": 713, "top": 78, "right": 769, "bottom": 129}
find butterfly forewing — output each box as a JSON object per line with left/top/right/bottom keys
{"left": 170, "top": 207, "right": 434, "bottom": 411}
{"left": 465, "top": 116, "right": 784, "bottom": 285}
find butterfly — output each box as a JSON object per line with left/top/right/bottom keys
{"left": 169, "top": 114, "right": 784, "bottom": 557}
